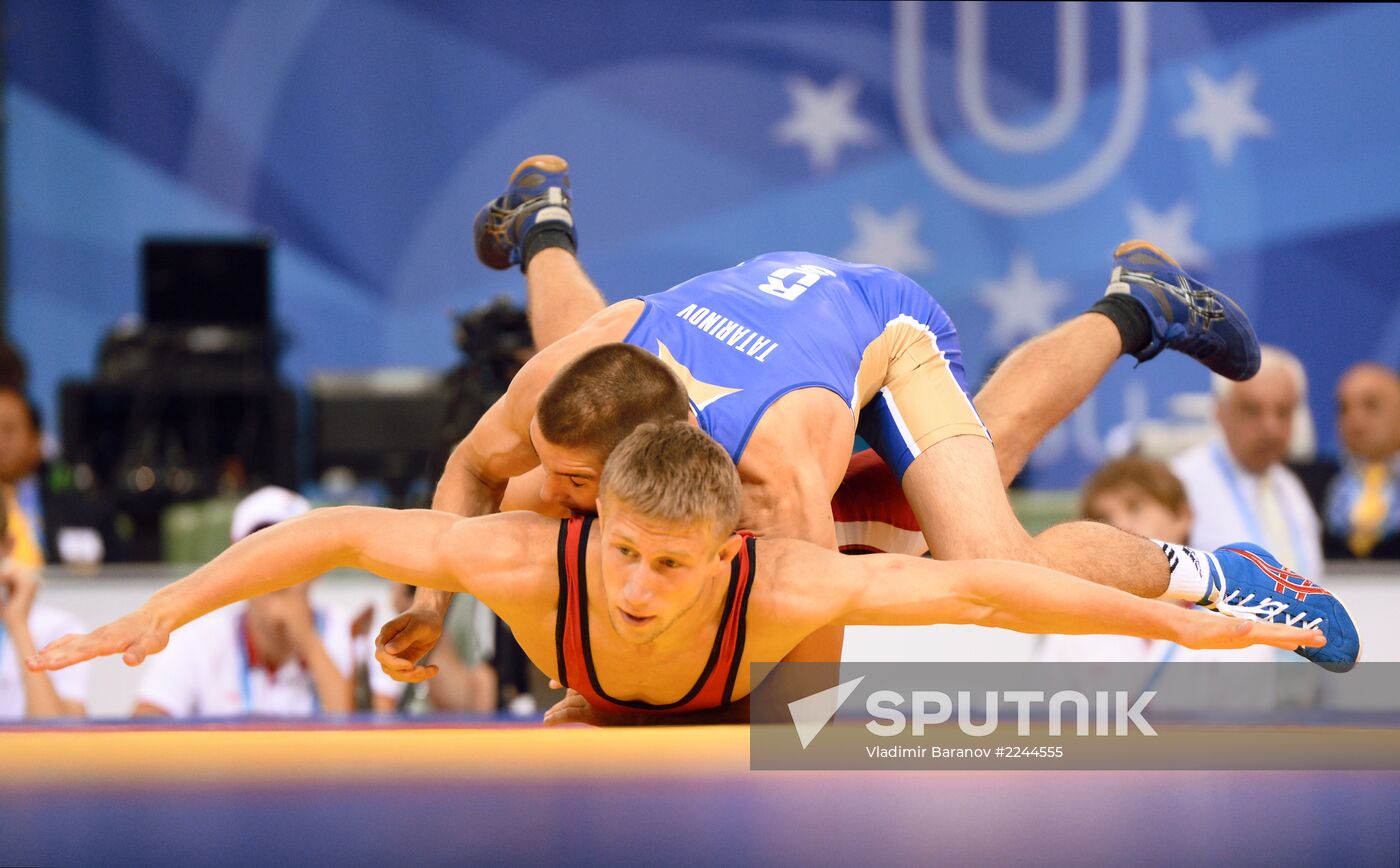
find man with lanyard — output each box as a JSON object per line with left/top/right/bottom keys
{"left": 1172, "top": 346, "right": 1324, "bottom": 580}
{"left": 133, "top": 487, "right": 355, "bottom": 718}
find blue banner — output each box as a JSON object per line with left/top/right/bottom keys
{"left": 7, "top": 1, "right": 1397, "bottom": 486}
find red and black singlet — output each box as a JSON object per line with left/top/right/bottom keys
{"left": 554, "top": 515, "right": 758, "bottom": 716}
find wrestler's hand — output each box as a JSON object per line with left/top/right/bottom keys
{"left": 375, "top": 607, "right": 444, "bottom": 683}
{"left": 543, "top": 687, "right": 614, "bottom": 726}
{"left": 542, "top": 681, "right": 640, "bottom": 727}
{"left": 26, "top": 607, "right": 170, "bottom": 671}
{"left": 1173, "top": 608, "right": 1325, "bottom": 652}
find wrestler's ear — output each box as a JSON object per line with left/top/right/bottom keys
{"left": 716, "top": 532, "right": 743, "bottom": 564}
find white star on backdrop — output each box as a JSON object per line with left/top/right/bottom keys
{"left": 840, "top": 204, "right": 935, "bottom": 274}
{"left": 1125, "top": 199, "right": 1210, "bottom": 269}
{"left": 978, "top": 252, "right": 1069, "bottom": 349}
{"left": 773, "top": 74, "right": 876, "bottom": 173}
{"left": 1174, "top": 67, "right": 1273, "bottom": 166}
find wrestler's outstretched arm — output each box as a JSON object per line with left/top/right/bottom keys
{"left": 432, "top": 387, "right": 542, "bottom": 516}
{"left": 775, "top": 543, "right": 1325, "bottom": 652}
{"left": 25, "top": 508, "right": 551, "bottom": 673}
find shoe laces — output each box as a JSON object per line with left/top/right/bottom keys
{"left": 1123, "top": 268, "right": 1227, "bottom": 326}
{"left": 493, "top": 188, "right": 568, "bottom": 241}
{"left": 1215, "top": 588, "right": 1321, "bottom": 629}
{"left": 1205, "top": 550, "right": 1324, "bottom": 629}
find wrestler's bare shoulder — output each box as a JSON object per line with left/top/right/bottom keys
{"left": 437, "top": 510, "right": 562, "bottom": 607}
{"left": 747, "top": 537, "right": 846, "bottom": 630}
{"left": 571, "top": 298, "right": 645, "bottom": 344}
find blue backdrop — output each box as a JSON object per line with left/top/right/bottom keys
{"left": 6, "top": 1, "right": 1398, "bottom": 486}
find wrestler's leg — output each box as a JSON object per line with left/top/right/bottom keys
{"left": 975, "top": 241, "right": 1264, "bottom": 486}
{"left": 473, "top": 155, "right": 608, "bottom": 348}
{"left": 524, "top": 248, "right": 608, "bottom": 348}
{"left": 899, "top": 433, "right": 1171, "bottom": 598}
{"left": 828, "top": 445, "right": 1170, "bottom": 599}
{"left": 974, "top": 314, "right": 1121, "bottom": 486}
{"left": 857, "top": 285, "right": 1178, "bottom": 599}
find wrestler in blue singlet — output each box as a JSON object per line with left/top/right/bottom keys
{"left": 622, "top": 252, "right": 988, "bottom": 479}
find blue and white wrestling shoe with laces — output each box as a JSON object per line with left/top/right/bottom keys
{"left": 1107, "top": 240, "right": 1261, "bottom": 381}
{"left": 1201, "top": 542, "right": 1361, "bottom": 671}
{"left": 473, "top": 154, "right": 576, "bottom": 270}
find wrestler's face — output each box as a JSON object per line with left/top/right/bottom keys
{"left": 530, "top": 418, "right": 605, "bottom": 514}
{"left": 596, "top": 500, "right": 741, "bottom": 645}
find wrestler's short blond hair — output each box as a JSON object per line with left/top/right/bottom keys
{"left": 599, "top": 421, "right": 741, "bottom": 541}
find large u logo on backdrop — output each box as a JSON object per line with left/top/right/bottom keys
{"left": 894, "top": 1, "right": 1150, "bottom": 215}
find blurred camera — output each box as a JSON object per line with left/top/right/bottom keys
{"left": 452, "top": 296, "right": 533, "bottom": 382}
{"left": 442, "top": 297, "right": 535, "bottom": 449}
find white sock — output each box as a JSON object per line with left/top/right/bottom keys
{"left": 1155, "top": 541, "right": 1215, "bottom": 604}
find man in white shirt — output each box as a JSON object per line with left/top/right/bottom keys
{"left": 133, "top": 486, "right": 356, "bottom": 718}
{"left": 1170, "top": 346, "right": 1324, "bottom": 579}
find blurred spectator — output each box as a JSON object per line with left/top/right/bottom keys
{"left": 1321, "top": 362, "right": 1400, "bottom": 559}
{"left": 1038, "top": 456, "right": 1275, "bottom": 669}
{"left": 0, "top": 387, "right": 47, "bottom": 568}
{"left": 132, "top": 487, "right": 355, "bottom": 718}
{"left": 0, "top": 385, "right": 113, "bottom": 567}
{"left": 1080, "top": 456, "right": 1192, "bottom": 545}
{"left": 389, "top": 582, "right": 497, "bottom": 715}
{"left": 0, "top": 494, "right": 87, "bottom": 718}
{"left": 1169, "top": 346, "right": 1323, "bottom": 578}
{"left": 0, "top": 337, "right": 26, "bottom": 393}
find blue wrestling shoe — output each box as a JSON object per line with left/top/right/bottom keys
{"left": 1202, "top": 543, "right": 1361, "bottom": 671}
{"left": 473, "top": 154, "right": 576, "bottom": 270}
{"left": 1106, "top": 240, "right": 1260, "bottom": 381}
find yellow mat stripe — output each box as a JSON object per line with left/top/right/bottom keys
{"left": 0, "top": 726, "right": 753, "bottom": 786}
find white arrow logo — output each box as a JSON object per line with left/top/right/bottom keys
{"left": 787, "top": 676, "right": 865, "bottom": 749}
